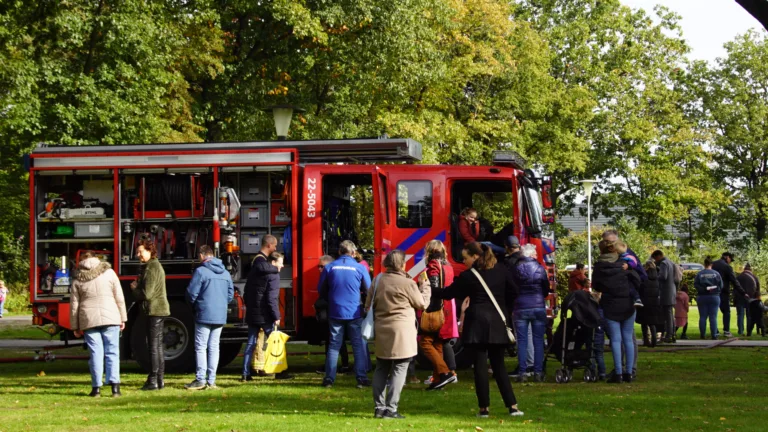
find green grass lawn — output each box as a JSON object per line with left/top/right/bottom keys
{"left": 1, "top": 343, "right": 767, "bottom": 432}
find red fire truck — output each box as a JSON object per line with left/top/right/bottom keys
{"left": 27, "top": 138, "right": 555, "bottom": 372}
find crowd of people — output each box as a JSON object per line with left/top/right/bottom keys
{"left": 65, "top": 212, "right": 766, "bottom": 419}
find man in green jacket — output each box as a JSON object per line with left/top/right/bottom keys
{"left": 131, "top": 240, "right": 170, "bottom": 391}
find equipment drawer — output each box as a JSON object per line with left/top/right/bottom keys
{"left": 74, "top": 222, "right": 114, "bottom": 238}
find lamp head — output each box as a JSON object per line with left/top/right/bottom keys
{"left": 264, "top": 104, "right": 305, "bottom": 140}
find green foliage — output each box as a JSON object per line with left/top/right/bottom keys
{"left": 519, "top": 1, "right": 726, "bottom": 235}
{"left": 556, "top": 219, "right": 672, "bottom": 268}
{"left": 689, "top": 30, "right": 768, "bottom": 242}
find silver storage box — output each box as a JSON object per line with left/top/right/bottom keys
{"left": 241, "top": 231, "right": 266, "bottom": 254}
{"left": 240, "top": 205, "right": 267, "bottom": 228}
{"left": 240, "top": 177, "right": 269, "bottom": 202}
{"left": 74, "top": 221, "right": 114, "bottom": 238}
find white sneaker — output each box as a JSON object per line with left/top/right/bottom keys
{"left": 509, "top": 408, "right": 524, "bottom": 417}
{"left": 424, "top": 376, "right": 433, "bottom": 385}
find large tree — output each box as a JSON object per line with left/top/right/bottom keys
{"left": 517, "top": 0, "right": 724, "bottom": 236}
{"left": 692, "top": 30, "right": 768, "bottom": 242}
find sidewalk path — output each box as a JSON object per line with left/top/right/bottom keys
{"left": 0, "top": 315, "right": 33, "bottom": 325}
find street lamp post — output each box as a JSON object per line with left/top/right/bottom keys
{"left": 580, "top": 180, "right": 598, "bottom": 280}
{"left": 264, "top": 104, "right": 305, "bottom": 140}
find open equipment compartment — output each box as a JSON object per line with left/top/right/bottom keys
{"left": 118, "top": 170, "right": 215, "bottom": 276}
{"left": 218, "top": 165, "right": 296, "bottom": 330}
{"left": 32, "top": 169, "right": 117, "bottom": 300}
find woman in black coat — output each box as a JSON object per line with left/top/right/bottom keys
{"left": 592, "top": 240, "right": 642, "bottom": 384}
{"left": 440, "top": 242, "right": 523, "bottom": 418}
{"left": 636, "top": 261, "right": 665, "bottom": 347}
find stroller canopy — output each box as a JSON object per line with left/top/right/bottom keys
{"left": 561, "top": 290, "right": 602, "bottom": 329}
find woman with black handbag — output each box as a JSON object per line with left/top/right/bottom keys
{"left": 418, "top": 240, "right": 458, "bottom": 390}
{"left": 440, "top": 242, "right": 523, "bottom": 418}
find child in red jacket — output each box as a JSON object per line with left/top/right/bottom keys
{"left": 675, "top": 284, "right": 690, "bottom": 340}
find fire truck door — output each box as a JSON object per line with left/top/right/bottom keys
{"left": 372, "top": 169, "right": 391, "bottom": 275}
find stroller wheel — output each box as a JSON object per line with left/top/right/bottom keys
{"left": 555, "top": 369, "right": 564, "bottom": 384}
{"left": 583, "top": 369, "right": 593, "bottom": 383}
{"left": 565, "top": 369, "right": 573, "bottom": 383}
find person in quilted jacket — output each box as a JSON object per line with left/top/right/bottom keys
{"left": 71, "top": 252, "right": 127, "bottom": 398}
{"left": 511, "top": 244, "right": 550, "bottom": 383}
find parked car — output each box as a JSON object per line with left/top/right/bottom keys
{"left": 680, "top": 262, "right": 704, "bottom": 271}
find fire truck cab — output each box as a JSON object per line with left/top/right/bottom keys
{"left": 27, "top": 138, "right": 553, "bottom": 372}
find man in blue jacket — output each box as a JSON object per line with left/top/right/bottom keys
{"left": 184, "top": 245, "right": 234, "bottom": 390}
{"left": 318, "top": 240, "right": 372, "bottom": 388}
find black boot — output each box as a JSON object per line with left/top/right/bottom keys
{"left": 111, "top": 383, "right": 122, "bottom": 397}
{"left": 606, "top": 373, "right": 622, "bottom": 384}
{"left": 88, "top": 387, "right": 101, "bottom": 397}
{"left": 157, "top": 373, "right": 165, "bottom": 390}
{"left": 142, "top": 375, "right": 159, "bottom": 391}
{"left": 622, "top": 373, "right": 633, "bottom": 383}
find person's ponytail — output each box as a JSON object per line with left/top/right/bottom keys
{"left": 475, "top": 243, "right": 497, "bottom": 270}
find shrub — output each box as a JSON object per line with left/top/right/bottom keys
{"left": 2, "top": 282, "right": 29, "bottom": 315}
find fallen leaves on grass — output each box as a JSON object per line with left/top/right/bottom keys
{"left": 37, "top": 371, "right": 46, "bottom": 377}
{"left": 475, "top": 427, "right": 484, "bottom": 431}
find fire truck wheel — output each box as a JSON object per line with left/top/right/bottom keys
{"left": 130, "top": 302, "right": 196, "bottom": 373}
{"left": 217, "top": 343, "right": 243, "bottom": 371}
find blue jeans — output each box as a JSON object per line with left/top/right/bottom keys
{"left": 514, "top": 308, "right": 547, "bottom": 375}
{"left": 735, "top": 301, "right": 747, "bottom": 335}
{"left": 326, "top": 317, "right": 368, "bottom": 383}
{"left": 195, "top": 323, "right": 223, "bottom": 385}
{"left": 698, "top": 295, "right": 720, "bottom": 339}
{"left": 604, "top": 311, "right": 636, "bottom": 376}
{"left": 0, "top": 299, "right": 5, "bottom": 316}
{"left": 593, "top": 308, "right": 606, "bottom": 376}
{"left": 84, "top": 325, "right": 121, "bottom": 388}
{"left": 242, "top": 323, "right": 274, "bottom": 376}
{"left": 481, "top": 242, "right": 506, "bottom": 254}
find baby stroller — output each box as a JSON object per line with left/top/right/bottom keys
{"left": 547, "top": 290, "right": 602, "bottom": 383}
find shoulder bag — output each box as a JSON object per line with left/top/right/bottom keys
{"left": 420, "top": 261, "right": 446, "bottom": 333}
{"left": 361, "top": 274, "right": 382, "bottom": 341}
{"left": 471, "top": 268, "right": 516, "bottom": 344}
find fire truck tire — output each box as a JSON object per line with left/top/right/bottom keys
{"left": 217, "top": 343, "right": 243, "bottom": 371}
{"left": 130, "top": 302, "right": 196, "bottom": 373}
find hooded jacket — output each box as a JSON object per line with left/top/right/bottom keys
{"left": 186, "top": 257, "right": 235, "bottom": 325}
{"left": 512, "top": 256, "right": 550, "bottom": 311}
{"left": 70, "top": 258, "right": 127, "bottom": 331}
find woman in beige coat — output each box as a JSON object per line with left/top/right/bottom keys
{"left": 364, "top": 250, "right": 429, "bottom": 420}
{"left": 71, "top": 253, "right": 127, "bottom": 398}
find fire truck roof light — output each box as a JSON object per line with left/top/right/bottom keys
{"left": 492, "top": 151, "right": 526, "bottom": 170}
